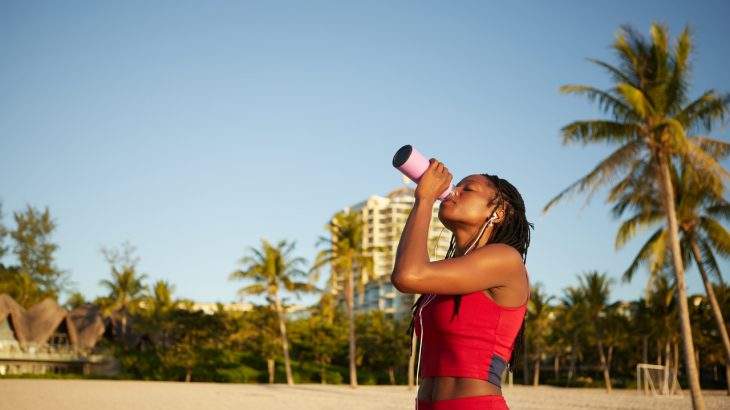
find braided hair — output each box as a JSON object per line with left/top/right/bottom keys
{"left": 405, "top": 173, "right": 534, "bottom": 374}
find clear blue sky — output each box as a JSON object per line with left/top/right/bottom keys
{"left": 2, "top": 1, "right": 729, "bottom": 307}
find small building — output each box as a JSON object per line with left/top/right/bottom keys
{"left": 0, "top": 294, "right": 112, "bottom": 376}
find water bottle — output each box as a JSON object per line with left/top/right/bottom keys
{"left": 392, "top": 144, "right": 454, "bottom": 200}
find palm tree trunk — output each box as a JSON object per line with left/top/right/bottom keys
{"left": 690, "top": 238, "right": 730, "bottom": 395}
{"left": 388, "top": 367, "right": 396, "bottom": 385}
{"left": 607, "top": 345, "right": 613, "bottom": 371}
{"left": 663, "top": 340, "right": 671, "bottom": 395}
{"left": 554, "top": 354, "right": 560, "bottom": 380}
{"left": 597, "top": 339, "right": 612, "bottom": 393}
{"left": 273, "top": 293, "right": 294, "bottom": 385}
{"left": 347, "top": 267, "right": 358, "bottom": 388}
{"left": 642, "top": 336, "right": 649, "bottom": 363}
{"left": 658, "top": 152, "right": 706, "bottom": 409}
{"left": 568, "top": 343, "right": 576, "bottom": 384}
{"left": 672, "top": 341, "right": 680, "bottom": 394}
{"left": 267, "top": 358, "right": 275, "bottom": 384}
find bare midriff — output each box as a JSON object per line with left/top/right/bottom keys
{"left": 417, "top": 376, "right": 501, "bottom": 402}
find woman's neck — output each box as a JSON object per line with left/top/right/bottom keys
{"left": 454, "top": 224, "right": 493, "bottom": 256}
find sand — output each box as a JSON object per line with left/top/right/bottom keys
{"left": 1, "top": 379, "right": 728, "bottom": 409}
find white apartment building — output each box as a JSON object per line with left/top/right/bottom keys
{"left": 331, "top": 182, "right": 452, "bottom": 320}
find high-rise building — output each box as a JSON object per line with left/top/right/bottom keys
{"left": 329, "top": 183, "right": 452, "bottom": 320}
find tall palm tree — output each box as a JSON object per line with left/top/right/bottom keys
{"left": 311, "top": 209, "right": 377, "bottom": 388}
{"left": 542, "top": 23, "right": 729, "bottom": 408}
{"left": 576, "top": 271, "right": 614, "bottom": 393}
{"left": 558, "top": 285, "right": 587, "bottom": 385}
{"left": 525, "top": 282, "right": 554, "bottom": 386}
{"left": 613, "top": 154, "right": 730, "bottom": 394}
{"left": 99, "top": 243, "right": 149, "bottom": 339}
{"left": 229, "top": 238, "right": 317, "bottom": 385}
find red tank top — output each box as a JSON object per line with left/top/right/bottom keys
{"left": 414, "top": 280, "right": 529, "bottom": 386}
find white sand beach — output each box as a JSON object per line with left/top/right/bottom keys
{"left": 1, "top": 379, "right": 728, "bottom": 410}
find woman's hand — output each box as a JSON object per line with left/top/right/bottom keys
{"left": 415, "top": 158, "right": 452, "bottom": 202}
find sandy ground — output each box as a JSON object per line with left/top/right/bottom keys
{"left": 1, "top": 379, "right": 728, "bottom": 410}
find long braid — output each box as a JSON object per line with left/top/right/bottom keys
{"left": 405, "top": 173, "right": 534, "bottom": 375}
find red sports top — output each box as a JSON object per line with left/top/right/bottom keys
{"left": 414, "top": 282, "right": 529, "bottom": 387}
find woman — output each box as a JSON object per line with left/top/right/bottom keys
{"left": 391, "top": 158, "right": 533, "bottom": 410}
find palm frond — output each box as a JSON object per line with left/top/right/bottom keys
{"left": 559, "top": 84, "right": 638, "bottom": 121}
{"left": 614, "top": 211, "right": 664, "bottom": 250}
{"left": 699, "top": 217, "right": 730, "bottom": 258}
{"left": 675, "top": 91, "right": 730, "bottom": 132}
{"left": 617, "top": 82, "right": 653, "bottom": 118}
{"left": 621, "top": 228, "right": 663, "bottom": 283}
{"left": 560, "top": 119, "right": 639, "bottom": 146}
{"left": 697, "top": 236, "right": 725, "bottom": 284}
{"left": 542, "top": 140, "right": 643, "bottom": 213}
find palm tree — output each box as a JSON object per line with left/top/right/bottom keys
{"left": 229, "top": 238, "right": 317, "bottom": 385}
{"left": 613, "top": 154, "right": 730, "bottom": 394}
{"left": 146, "top": 280, "right": 177, "bottom": 315}
{"left": 575, "top": 271, "right": 614, "bottom": 393}
{"left": 138, "top": 280, "right": 178, "bottom": 350}
{"left": 646, "top": 272, "right": 681, "bottom": 394}
{"left": 99, "top": 242, "right": 148, "bottom": 339}
{"left": 558, "top": 285, "right": 588, "bottom": 385}
{"left": 311, "top": 209, "right": 377, "bottom": 388}
{"left": 542, "top": 23, "right": 729, "bottom": 409}
{"left": 64, "top": 291, "right": 87, "bottom": 310}
{"left": 525, "top": 282, "right": 554, "bottom": 386}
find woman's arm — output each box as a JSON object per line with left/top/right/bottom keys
{"left": 391, "top": 196, "right": 434, "bottom": 286}
{"left": 390, "top": 159, "right": 523, "bottom": 295}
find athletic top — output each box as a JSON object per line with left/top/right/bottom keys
{"left": 413, "top": 278, "right": 529, "bottom": 387}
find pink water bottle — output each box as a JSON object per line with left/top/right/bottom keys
{"left": 392, "top": 144, "right": 454, "bottom": 200}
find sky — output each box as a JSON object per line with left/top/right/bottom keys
{"left": 1, "top": 1, "right": 729, "bottom": 307}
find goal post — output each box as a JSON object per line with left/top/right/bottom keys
{"left": 636, "top": 363, "right": 682, "bottom": 396}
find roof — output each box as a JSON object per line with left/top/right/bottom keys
{"left": 0, "top": 293, "right": 106, "bottom": 350}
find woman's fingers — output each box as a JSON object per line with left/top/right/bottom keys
{"left": 429, "top": 158, "right": 450, "bottom": 175}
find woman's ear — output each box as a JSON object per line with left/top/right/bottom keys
{"left": 495, "top": 203, "right": 508, "bottom": 224}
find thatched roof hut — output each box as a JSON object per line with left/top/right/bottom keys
{"left": 0, "top": 294, "right": 106, "bottom": 350}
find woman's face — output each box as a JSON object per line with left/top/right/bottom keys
{"left": 438, "top": 174, "right": 500, "bottom": 231}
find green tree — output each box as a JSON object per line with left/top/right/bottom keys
{"left": 99, "top": 241, "right": 149, "bottom": 339}
{"left": 613, "top": 154, "right": 730, "bottom": 394}
{"left": 232, "top": 304, "right": 284, "bottom": 383}
{"left": 576, "top": 271, "right": 614, "bottom": 392}
{"left": 161, "top": 308, "right": 228, "bottom": 382}
{"left": 291, "top": 306, "right": 346, "bottom": 384}
{"left": 0, "top": 201, "right": 9, "bottom": 262}
{"left": 525, "top": 282, "right": 554, "bottom": 386}
{"left": 646, "top": 272, "right": 681, "bottom": 393}
{"left": 229, "top": 238, "right": 317, "bottom": 385}
{"left": 64, "top": 291, "right": 87, "bottom": 309}
{"left": 9, "top": 204, "right": 69, "bottom": 299}
{"left": 558, "top": 286, "right": 588, "bottom": 385}
{"left": 356, "top": 311, "right": 410, "bottom": 385}
{"left": 311, "top": 209, "right": 377, "bottom": 388}
{"left": 543, "top": 23, "right": 729, "bottom": 408}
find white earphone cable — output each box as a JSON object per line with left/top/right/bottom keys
{"left": 414, "top": 210, "right": 495, "bottom": 408}
{"left": 415, "top": 292, "right": 436, "bottom": 410}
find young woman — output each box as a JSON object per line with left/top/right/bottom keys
{"left": 391, "top": 158, "right": 533, "bottom": 410}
